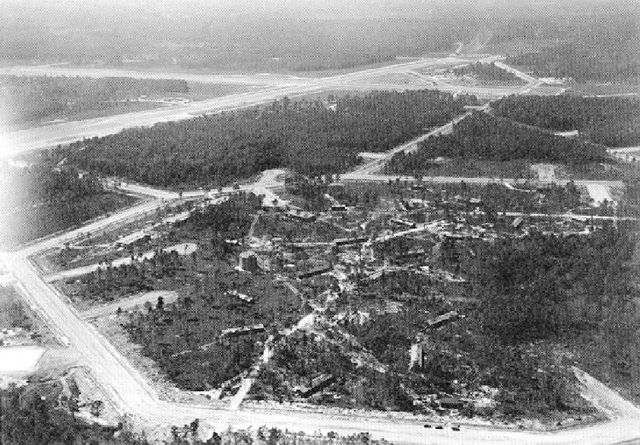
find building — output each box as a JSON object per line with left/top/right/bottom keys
{"left": 297, "top": 264, "right": 332, "bottom": 280}
{"left": 512, "top": 216, "right": 524, "bottom": 229}
{"left": 390, "top": 218, "right": 416, "bottom": 229}
{"left": 554, "top": 129, "right": 580, "bottom": 138}
{"left": 293, "top": 374, "right": 336, "bottom": 397}
{"left": 239, "top": 250, "right": 259, "bottom": 273}
{"left": 334, "top": 236, "right": 368, "bottom": 247}
{"left": 427, "top": 311, "right": 459, "bottom": 328}
{"left": 220, "top": 323, "right": 266, "bottom": 338}
{"left": 287, "top": 209, "right": 316, "bottom": 223}
{"left": 226, "top": 290, "right": 254, "bottom": 304}
{"left": 439, "top": 397, "right": 466, "bottom": 410}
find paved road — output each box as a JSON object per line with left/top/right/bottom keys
{"left": 346, "top": 104, "right": 491, "bottom": 178}
{"left": 346, "top": 60, "right": 540, "bottom": 178}
{"left": 6, "top": 241, "right": 640, "bottom": 445}
{"left": 6, "top": 246, "right": 640, "bottom": 444}
{"left": 3, "top": 165, "right": 637, "bottom": 444}
{"left": 493, "top": 61, "right": 542, "bottom": 94}
{"left": 0, "top": 65, "right": 311, "bottom": 87}
{"left": 4, "top": 59, "right": 640, "bottom": 443}
{"left": 3, "top": 85, "right": 319, "bottom": 156}
{"left": 343, "top": 172, "right": 624, "bottom": 188}
{"left": 2, "top": 56, "right": 527, "bottom": 157}
{"left": 44, "top": 242, "right": 196, "bottom": 283}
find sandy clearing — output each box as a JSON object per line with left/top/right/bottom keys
{"left": 586, "top": 184, "right": 614, "bottom": 207}
{"left": 0, "top": 345, "right": 45, "bottom": 373}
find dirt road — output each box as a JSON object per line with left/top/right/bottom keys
{"left": 3, "top": 59, "right": 639, "bottom": 444}
{"left": 9, "top": 240, "right": 640, "bottom": 444}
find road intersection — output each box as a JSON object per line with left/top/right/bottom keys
{"left": 2, "top": 55, "right": 523, "bottom": 157}
{"left": 1, "top": 56, "right": 638, "bottom": 444}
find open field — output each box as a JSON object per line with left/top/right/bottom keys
{"left": 0, "top": 346, "right": 44, "bottom": 374}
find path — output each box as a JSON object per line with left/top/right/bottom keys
{"left": 4, "top": 59, "right": 640, "bottom": 444}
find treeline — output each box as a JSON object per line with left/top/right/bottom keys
{"left": 1, "top": 382, "right": 386, "bottom": 445}
{"left": 346, "top": 304, "right": 586, "bottom": 418}
{"left": 83, "top": 250, "right": 185, "bottom": 302}
{"left": 468, "top": 227, "right": 635, "bottom": 343}
{"left": 452, "top": 62, "right": 522, "bottom": 83}
{"left": 493, "top": 95, "right": 640, "bottom": 147}
{"left": 386, "top": 112, "right": 607, "bottom": 175}
{"left": 0, "top": 2, "right": 476, "bottom": 72}
{"left": 180, "top": 193, "right": 262, "bottom": 234}
{"left": 78, "top": 193, "right": 262, "bottom": 303}
{"left": 506, "top": 38, "right": 639, "bottom": 83}
{"left": 501, "top": 10, "right": 640, "bottom": 82}
{"left": 468, "top": 224, "right": 640, "bottom": 407}
{"left": 0, "top": 75, "right": 189, "bottom": 126}
{"left": 0, "top": 164, "right": 134, "bottom": 248}
{"left": 0, "top": 382, "right": 147, "bottom": 445}
{"left": 62, "top": 90, "right": 475, "bottom": 186}
{"left": 117, "top": 194, "right": 301, "bottom": 390}
{"left": 345, "top": 225, "right": 638, "bottom": 417}
{"left": 124, "top": 269, "right": 301, "bottom": 390}
{"left": 125, "top": 294, "right": 262, "bottom": 390}
{"left": 254, "top": 331, "right": 413, "bottom": 412}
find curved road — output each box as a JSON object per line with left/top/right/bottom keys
{"left": 2, "top": 59, "right": 639, "bottom": 444}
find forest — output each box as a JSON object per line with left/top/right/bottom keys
{"left": 506, "top": 39, "right": 639, "bottom": 83}
{"left": 0, "top": 163, "right": 135, "bottom": 248}
{"left": 0, "top": 381, "right": 146, "bottom": 445}
{"left": 493, "top": 95, "right": 640, "bottom": 147}
{"left": 465, "top": 227, "right": 636, "bottom": 343}
{"left": 123, "top": 265, "right": 303, "bottom": 390}
{"left": 452, "top": 62, "right": 522, "bottom": 83}
{"left": 0, "top": 1, "right": 482, "bottom": 71}
{"left": 253, "top": 330, "right": 414, "bottom": 412}
{"left": 340, "top": 223, "right": 639, "bottom": 418}
{"left": 3, "top": 0, "right": 633, "bottom": 76}
{"left": 112, "top": 194, "right": 304, "bottom": 390}
{"left": 502, "top": 11, "right": 639, "bottom": 82}
{"left": 386, "top": 112, "right": 607, "bottom": 175}
{"left": 0, "top": 382, "right": 384, "bottom": 445}
{"left": 0, "top": 75, "right": 190, "bottom": 127}
{"left": 81, "top": 250, "right": 186, "bottom": 302}
{"left": 77, "top": 194, "right": 262, "bottom": 302}
{"left": 63, "top": 90, "right": 474, "bottom": 187}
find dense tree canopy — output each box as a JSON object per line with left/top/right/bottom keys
{"left": 471, "top": 228, "right": 635, "bottom": 343}
{"left": 493, "top": 95, "right": 640, "bottom": 147}
{"left": 62, "top": 90, "right": 475, "bottom": 187}
{"left": 386, "top": 112, "right": 607, "bottom": 175}
{"left": 0, "top": 164, "right": 134, "bottom": 247}
{"left": 452, "top": 62, "right": 523, "bottom": 83}
{"left": 121, "top": 194, "right": 302, "bottom": 390}
{"left": 0, "top": 383, "right": 148, "bottom": 445}
{"left": 504, "top": 15, "right": 640, "bottom": 83}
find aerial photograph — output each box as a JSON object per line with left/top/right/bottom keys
{"left": 0, "top": 0, "right": 639, "bottom": 443}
